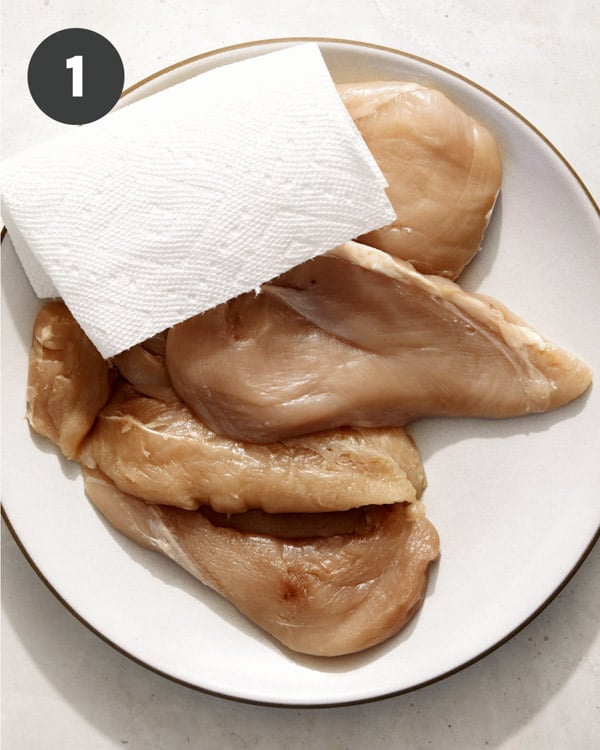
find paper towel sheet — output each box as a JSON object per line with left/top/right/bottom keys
{"left": 1, "top": 43, "right": 395, "bottom": 358}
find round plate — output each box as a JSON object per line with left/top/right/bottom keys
{"left": 2, "top": 38, "right": 599, "bottom": 706}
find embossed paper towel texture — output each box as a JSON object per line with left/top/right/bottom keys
{"left": 1, "top": 43, "right": 395, "bottom": 358}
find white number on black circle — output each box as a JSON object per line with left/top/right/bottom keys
{"left": 66, "top": 55, "right": 83, "bottom": 97}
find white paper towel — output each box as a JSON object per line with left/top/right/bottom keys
{"left": 1, "top": 43, "right": 395, "bottom": 358}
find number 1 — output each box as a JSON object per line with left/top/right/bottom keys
{"left": 66, "top": 55, "right": 83, "bottom": 97}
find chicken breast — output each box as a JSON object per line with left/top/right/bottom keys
{"left": 26, "top": 298, "right": 426, "bottom": 515}
{"left": 337, "top": 81, "right": 503, "bottom": 279}
{"left": 83, "top": 467, "right": 440, "bottom": 656}
{"left": 111, "top": 331, "right": 172, "bottom": 401}
{"left": 27, "top": 301, "right": 113, "bottom": 459}
{"left": 166, "top": 242, "right": 592, "bottom": 443}
{"left": 79, "top": 381, "right": 426, "bottom": 513}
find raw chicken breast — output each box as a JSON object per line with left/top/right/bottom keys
{"left": 26, "top": 299, "right": 426, "bottom": 514}
{"left": 83, "top": 467, "right": 440, "bottom": 656}
{"left": 337, "top": 81, "right": 502, "bottom": 279}
{"left": 111, "top": 331, "right": 172, "bottom": 401}
{"left": 79, "top": 381, "right": 426, "bottom": 513}
{"left": 27, "top": 301, "right": 113, "bottom": 459}
{"left": 166, "top": 242, "right": 592, "bottom": 443}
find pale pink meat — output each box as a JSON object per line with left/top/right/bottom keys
{"left": 79, "top": 380, "right": 426, "bottom": 513}
{"left": 111, "top": 331, "right": 171, "bottom": 401}
{"left": 27, "top": 301, "right": 427, "bottom": 514}
{"left": 26, "top": 301, "right": 113, "bottom": 459}
{"left": 84, "top": 467, "right": 440, "bottom": 657}
{"left": 166, "top": 242, "right": 592, "bottom": 443}
{"left": 337, "top": 81, "right": 503, "bottom": 279}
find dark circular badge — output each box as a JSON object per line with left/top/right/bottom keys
{"left": 27, "top": 28, "right": 124, "bottom": 125}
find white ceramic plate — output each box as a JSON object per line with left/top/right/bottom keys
{"left": 2, "top": 39, "right": 599, "bottom": 706}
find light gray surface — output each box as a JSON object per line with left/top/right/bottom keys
{"left": 2, "top": 1, "right": 599, "bottom": 747}
{"left": 2, "top": 522, "right": 598, "bottom": 749}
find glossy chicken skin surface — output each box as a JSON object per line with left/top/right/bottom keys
{"left": 338, "top": 81, "right": 503, "bottom": 279}
{"left": 84, "top": 468, "right": 440, "bottom": 657}
{"left": 166, "top": 242, "right": 592, "bottom": 443}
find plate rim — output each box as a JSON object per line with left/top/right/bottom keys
{"left": 2, "top": 35, "right": 599, "bottom": 708}
{"left": 121, "top": 36, "right": 599, "bottom": 212}
{"left": 2, "top": 505, "right": 599, "bottom": 708}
